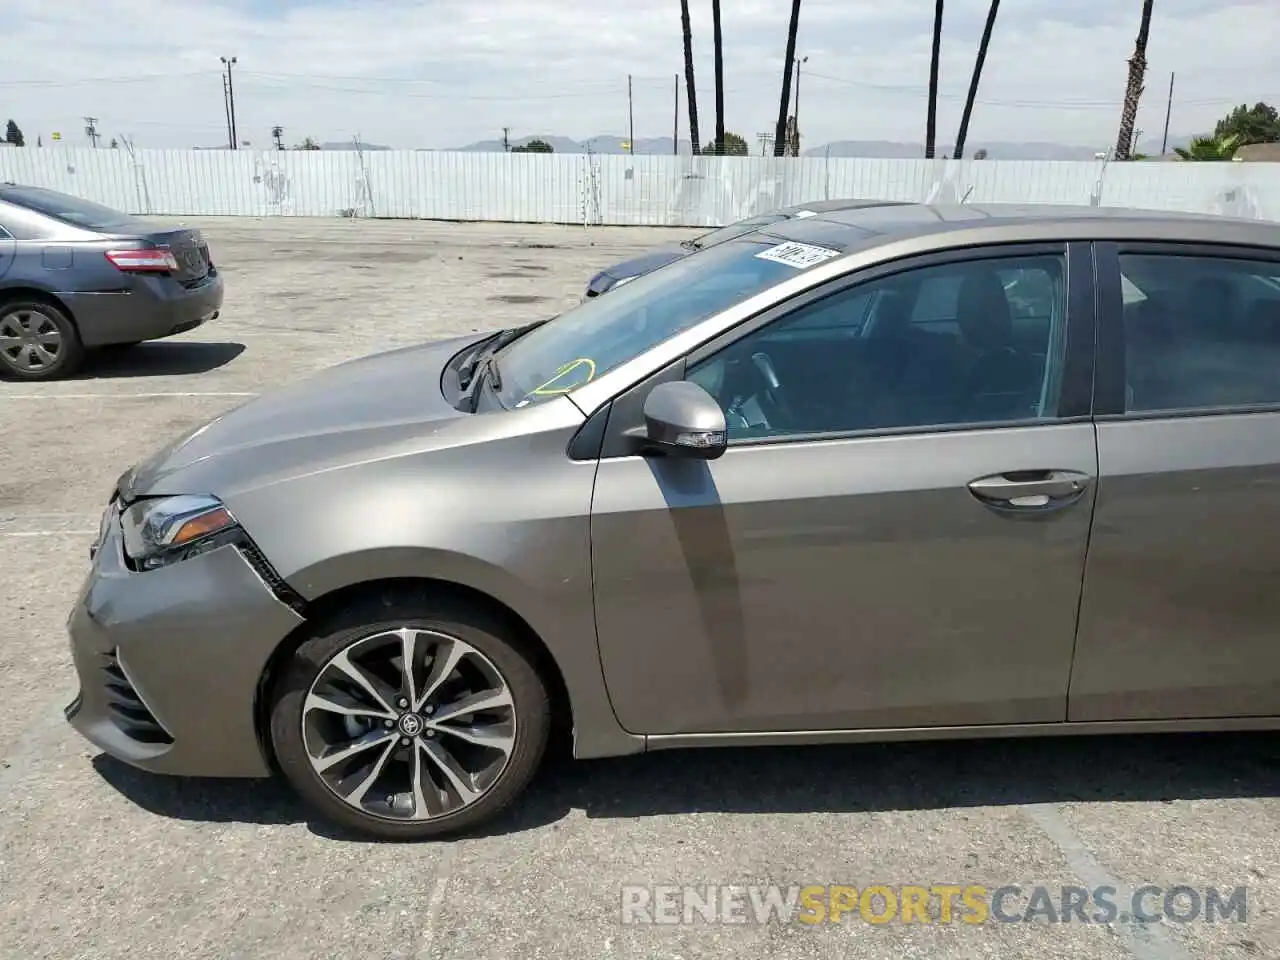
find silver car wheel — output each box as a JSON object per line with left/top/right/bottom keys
{"left": 302, "top": 626, "right": 517, "bottom": 822}
{"left": 0, "top": 308, "right": 63, "bottom": 373}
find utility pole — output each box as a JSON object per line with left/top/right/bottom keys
{"left": 793, "top": 55, "right": 807, "bottom": 156}
{"left": 83, "top": 117, "right": 100, "bottom": 148}
{"left": 627, "top": 74, "right": 635, "bottom": 154}
{"left": 222, "top": 74, "right": 233, "bottom": 149}
{"left": 502, "top": 127, "right": 510, "bottom": 152}
{"left": 673, "top": 75, "right": 679, "bottom": 155}
{"left": 220, "top": 56, "right": 238, "bottom": 149}
{"left": 1160, "top": 71, "right": 1175, "bottom": 156}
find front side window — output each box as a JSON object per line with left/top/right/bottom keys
{"left": 687, "top": 253, "right": 1069, "bottom": 440}
{"left": 494, "top": 237, "right": 845, "bottom": 408}
{"left": 1121, "top": 253, "right": 1280, "bottom": 412}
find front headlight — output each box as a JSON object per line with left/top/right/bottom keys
{"left": 119, "top": 495, "right": 240, "bottom": 570}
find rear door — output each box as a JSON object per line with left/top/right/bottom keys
{"left": 1069, "top": 241, "right": 1280, "bottom": 721}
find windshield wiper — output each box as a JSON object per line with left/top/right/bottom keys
{"left": 468, "top": 354, "right": 503, "bottom": 411}
{"left": 463, "top": 317, "right": 550, "bottom": 411}
{"left": 458, "top": 317, "right": 549, "bottom": 393}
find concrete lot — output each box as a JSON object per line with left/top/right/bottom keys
{"left": 1, "top": 216, "right": 1277, "bottom": 960}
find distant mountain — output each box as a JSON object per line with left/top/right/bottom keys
{"left": 321, "top": 140, "right": 391, "bottom": 151}
{"left": 804, "top": 140, "right": 1109, "bottom": 160}
{"left": 448, "top": 133, "right": 1205, "bottom": 160}
{"left": 451, "top": 134, "right": 695, "bottom": 155}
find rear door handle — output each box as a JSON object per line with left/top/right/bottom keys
{"left": 968, "top": 470, "right": 1092, "bottom": 508}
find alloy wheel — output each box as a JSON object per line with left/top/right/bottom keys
{"left": 302, "top": 627, "right": 517, "bottom": 822}
{"left": 0, "top": 309, "right": 63, "bottom": 373}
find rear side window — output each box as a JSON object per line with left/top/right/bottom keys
{"left": 0, "top": 186, "right": 137, "bottom": 231}
{"left": 1121, "top": 253, "right": 1280, "bottom": 412}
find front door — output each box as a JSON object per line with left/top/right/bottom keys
{"left": 0, "top": 221, "right": 15, "bottom": 282}
{"left": 1069, "top": 242, "right": 1280, "bottom": 721}
{"left": 591, "top": 243, "right": 1099, "bottom": 735}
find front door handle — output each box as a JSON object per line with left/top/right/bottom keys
{"left": 968, "top": 470, "right": 1092, "bottom": 508}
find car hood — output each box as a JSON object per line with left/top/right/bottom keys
{"left": 119, "top": 333, "right": 488, "bottom": 501}
{"left": 600, "top": 244, "right": 689, "bottom": 281}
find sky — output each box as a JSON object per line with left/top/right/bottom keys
{"left": 1, "top": 0, "right": 1277, "bottom": 151}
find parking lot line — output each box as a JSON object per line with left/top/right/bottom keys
{"left": 0, "top": 391, "right": 258, "bottom": 399}
{"left": 1023, "top": 802, "right": 1191, "bottom": 960}
{"left": 2, "top": 532, "right": 97, "bottom": 539}
{"left": 417, "top": 874, "right": 453, "bottom": 960}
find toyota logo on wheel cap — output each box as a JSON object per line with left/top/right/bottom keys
{"left": 397, "top": 714, "right": 424, "bottom": 737}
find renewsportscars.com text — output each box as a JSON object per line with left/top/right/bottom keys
{"left": 620, "top": 884, "right": 1248, "bottom": 926}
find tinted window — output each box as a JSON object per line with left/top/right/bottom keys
{"left": 687, "top": 254, "right": 1068, "bottom": 439}
{"left": 0, "top": 185, "right": 137, "bottom": 231}
{"left": 1121, "top": 253, "right": 1280, "bottom": 412}
{"left": 495, "top": 237, "right": 844, "bottom": 408}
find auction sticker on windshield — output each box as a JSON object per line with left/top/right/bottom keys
{"left": 754, "top": 241, "right": 841, "bottom": 269}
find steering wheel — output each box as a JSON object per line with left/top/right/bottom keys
{"left": 748, "top": 351, "right": 800, "bottom": 428}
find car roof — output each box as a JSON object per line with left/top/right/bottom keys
{"left": 776, "top": 198, "right": 913, "bottom": 215}
{"left": 749, "top": 201, "right": 1280, "bottom": 253}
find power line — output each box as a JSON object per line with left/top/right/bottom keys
{"left": 236, "top": 76, "right": 638, "bottom": 101}
{"left": 802, "top": 68, "right": 1270, "bottom": 109}
{"left": 0, "top": 71, "right": 220, "bottom": 87}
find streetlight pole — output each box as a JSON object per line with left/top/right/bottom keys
{"left": 220, "top": 56, "right": 238, "bottom": 149}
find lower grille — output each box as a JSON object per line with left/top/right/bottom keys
{"left": 102, "top": 650, "right": 173, "bottom": 744}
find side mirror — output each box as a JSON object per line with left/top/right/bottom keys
{"left": 638, "top": 381, "right": 728, "bottom": 460}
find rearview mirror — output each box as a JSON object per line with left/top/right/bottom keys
{"left": 639, "top": 381, "right": 728, "bottom": 460}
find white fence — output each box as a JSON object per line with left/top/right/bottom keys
{"left": 2, "top": 148, "right": 1280, "bottom": 226}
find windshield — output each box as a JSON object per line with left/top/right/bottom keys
{"left": 494, "top": 236, "right": 843, "bottom": 408}
{"left": 0, "top": 185, "right": 139, "bottom": 231}
{"left": 686, "top": 212, "right": 791, "bottom": 250}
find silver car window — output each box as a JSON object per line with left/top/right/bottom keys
{"left": 495, "top": 238, "right": 842, "bottom": 408}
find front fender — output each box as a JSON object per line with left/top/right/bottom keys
{"left": 225, "top": 430, "right": 642, "bottom": 760}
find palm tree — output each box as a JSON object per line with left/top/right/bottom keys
{"left": 953, "top": 0, "right": 1000, "bottom": 159}
{"left": 680, "top": 0, "right": 701, "bottom": 155}
{"left": 1114, "top": 0, "right": 1155, "bottom": 160}
{"left": 712, "top": 0, "right": 725, "bottom": 155}
{"left": 925, "top": 0, "right": 944, "bottom": 158}
{"left": 774, "top": 0, "right": 802, "bottom": 157}
{"left": 1174, "top": 133, "right": 1241, "bottom": 161}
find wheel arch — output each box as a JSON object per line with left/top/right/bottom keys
{"left": 252, "top": 575, "right": 579, "bottom": 773}
{"left": 0, "top": 284, "right": 75, "bottom": 319}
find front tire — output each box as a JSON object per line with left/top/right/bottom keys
{"left": 0, "top": 299, "right": 85, "bottom": 381}
{"left": 269, "top": 597, "right": 550, "bottom": 841}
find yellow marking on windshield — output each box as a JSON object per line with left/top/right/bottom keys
{"left": 530, "top": 357, "right": 597, "bottom": 396}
